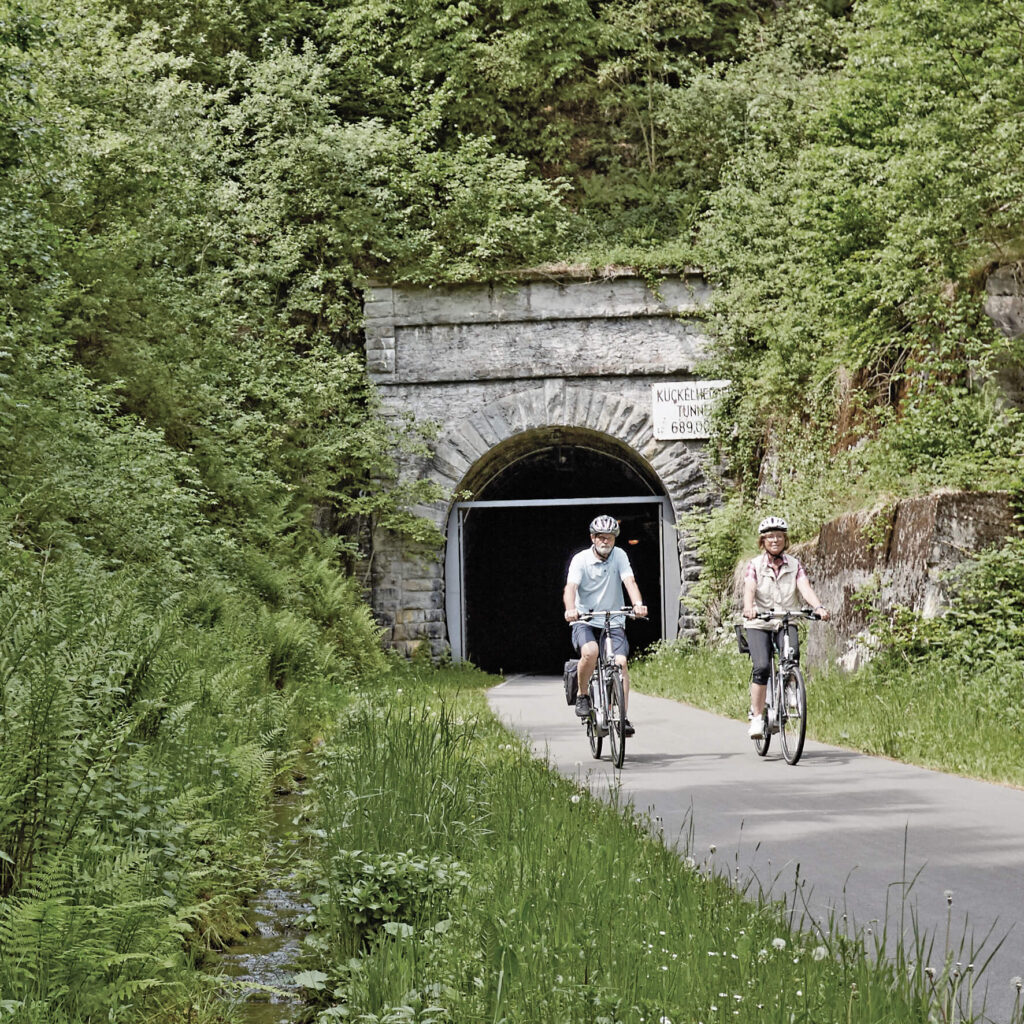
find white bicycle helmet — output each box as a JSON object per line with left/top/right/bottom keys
{"left": 589, "top": 514, "right": 620, "bottom": 537}
{"left": 758, "top": 516, "right": 788, "bottom": 534}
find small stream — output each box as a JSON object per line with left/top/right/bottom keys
{"left": 214, "top": 787, "right": 312, "bottom": 1023}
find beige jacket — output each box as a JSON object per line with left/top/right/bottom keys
{"left": 745, "top": 553, "right": 803, "bottom": 630}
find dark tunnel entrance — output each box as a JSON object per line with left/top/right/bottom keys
{"left": 444, "top": 435, "right": 679, "bottom": 674}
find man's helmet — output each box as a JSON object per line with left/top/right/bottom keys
{"left": 758, "top": 516, "right": 788, "bottom": 534}
{"left": 589, "top": 514, "right": 620, "bottom": 537}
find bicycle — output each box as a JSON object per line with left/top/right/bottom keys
{"left": 578, "top": 607, "right": 643, "bottom": 769}
{"left": 738, "top": 607, "right": 823, "bottom": 765}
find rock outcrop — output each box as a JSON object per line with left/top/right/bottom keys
{"left": 794, "top": 490, "right": 1015, "bottom": 668}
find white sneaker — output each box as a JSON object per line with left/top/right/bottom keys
{"left": 748, "top": 715, "right": 764, "bottom": 740}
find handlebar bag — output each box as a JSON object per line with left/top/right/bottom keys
{"left": 563, "top": 659, "right": 579, "bottom": 705}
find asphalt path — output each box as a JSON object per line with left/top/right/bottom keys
{"left": 487, "top": 674, "right": 1024, "bottom": 1024}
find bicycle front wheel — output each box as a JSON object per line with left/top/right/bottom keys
{"left": 779, "top": 666, "right": 807, "bottom": 765}
{"left": 607, "top": 668, "right": 626, "bottom": 768}
{"left": 753, "top": 669, "right": 771, "bottom": 757}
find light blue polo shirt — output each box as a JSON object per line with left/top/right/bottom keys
{"left": 567, "top": 545, "right": 634, "bottom": 628}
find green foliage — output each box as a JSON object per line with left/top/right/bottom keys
{"left": 5, "top": 0, "right": 1024, "bottom": 1015}
{"left": 678, "top": 495, "right": 749, "bottom": 630}
{"left": 311, "top": 849, "right": 468, "bottom": 957}
{"left": 694, "top": 0, "right": 1024, "bottom": 497}
{"left": 857, "top": 533, "right": 1024, "bottom": 670}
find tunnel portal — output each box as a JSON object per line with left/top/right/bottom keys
{"left": 362, "top": 271, "right": 714, "bottom": 662}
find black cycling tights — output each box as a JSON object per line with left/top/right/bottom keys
{"left": 745, "top": 625, "right": 799, "bottom": 687}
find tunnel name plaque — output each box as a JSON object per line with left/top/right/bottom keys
{"left": 651, "top": 380, "right": 730, "bottom": 440}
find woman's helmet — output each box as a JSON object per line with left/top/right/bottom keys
{"left": 589, "top": 514, "right": 620, "bottom": 537}
{"left": 758, "top": 516, "right": 788, "bottom": 534}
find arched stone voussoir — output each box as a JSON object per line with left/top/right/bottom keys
{"left": 432, "top": 382, "right": 701, "bottom": 501}
{"left": 437, "top": 384, "right": 605, "bottom": 470}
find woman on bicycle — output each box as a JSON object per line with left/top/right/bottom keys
{"left": 742, "top": 516, "right": 830, "bottom": 739}
{"left": 563, "top": 514, "right": 647, "bottom": 736}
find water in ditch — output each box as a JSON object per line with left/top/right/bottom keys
{"left": 214, "top": 786, "right": 312, "bottom": 1023}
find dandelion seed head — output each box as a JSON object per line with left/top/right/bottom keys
{"left": 772, "top": 937, "right": 786, "bottom": 950}
{"left": 570, "top": 794, "right": 581, "bottom": 804}
{"left": 945, "top": 889, "right": 954, "bottom": 906}
{"left": 1012, "top": 975, "right": 1023, "bottom": 993}
{"left": 812, "top": 946, "right": 827, "bottom": 961}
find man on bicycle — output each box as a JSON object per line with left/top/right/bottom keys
{"left": 742, "top": 516, "right": 830, "bottom": 739}
{"left": 563, "top": 514, "right": 647, "bottom": 736}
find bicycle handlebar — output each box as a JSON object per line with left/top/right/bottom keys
{"left": 578, "top": 606, "right": 648, "bottom": 622}
{"left": 752, "top": 607, "right": 824, "bottom": 622}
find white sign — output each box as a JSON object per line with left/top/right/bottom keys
{"left": 651, "top": 380, "right": 730, "bottom": 440}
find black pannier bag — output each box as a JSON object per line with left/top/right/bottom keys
{"left": 563, "top": 658, "right": 579, "bottom": 705}
{"left": 734, "top": 623, "right": 750, "bottom": 655}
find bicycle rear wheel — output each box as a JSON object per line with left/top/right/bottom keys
{"left": 607, "top": 667, "right": 626, "bottom": 768}
{"left": 779, "top": 666, "right": 807, "bottom": 765}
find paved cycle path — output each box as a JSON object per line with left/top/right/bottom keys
{"left": 487, "top": 675, "right": 1024, "bottom": 1024}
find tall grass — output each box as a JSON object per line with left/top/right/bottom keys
{"left": 297, "top": 666, "right": 956, "bottom": 1023}
{"left": 631, "top": 638, "right": 1024, "bottom": 789}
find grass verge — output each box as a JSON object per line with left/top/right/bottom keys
{"left": 631, "top": 640, "right": 1024, "bottom": 790}
{"left": 290, "top": 663, "right": 999, "bottom": 1023}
